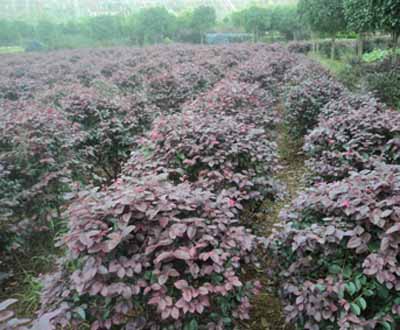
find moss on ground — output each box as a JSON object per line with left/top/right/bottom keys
{"left": 242, "top": 104, "right": 307, "bottom": 330}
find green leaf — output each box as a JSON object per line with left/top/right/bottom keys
{"left": 338, "top": 287, "right": 345, "bottom": 299}
{"left": 364, "top": 289, "right": 374, "bottom": 297}
{"left": 210, "top": 313, "right": 218, "bottom": 321}
{"left": 382, "top": 321, "right": 392, "bottom": 330}
{"left": 189, "top": 319, "right": 198, "bottom": 330}
{"left": 343, "top": 266, "right": 352, "bottom": 279}
{"left": 346, "top": 282, "right": 357, "bottom": 296}
{"left": 355, "top": 278, "right": 362, "bottom": 291}
{"left": 368, "top": 241, "right": 380, "bottom": 253}
{"left": 377, "top": 284, "right": 389, "bottom": 299}
{"left": 350, "top": 303, "right": 361, "bottom": 316}
{"left": 356, "top": 297, "right": 367, "bottom": 310}
{"left": 329, "top": 264, "right": 341, "bottom": 274}
{"left": 76, "top": 307, "right": 86, "bottom": 320}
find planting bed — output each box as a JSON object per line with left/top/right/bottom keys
{"left": 0, "top": 43, "right": 399, "bottom": 330}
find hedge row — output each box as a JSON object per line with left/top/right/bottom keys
{"left": 271, "top": 56, "right": 400, "bottom": 330}
{"left": 283, "top": 59, "right": 347, "bottom": 139}
{"left": 28, "top": 45, "right": 296, "bottom": 330}
{"left": 0, "top": 44, "right": 260, "bottom": 257}
{"left": 287, "top": 36, "right": 391, "bottom": 57}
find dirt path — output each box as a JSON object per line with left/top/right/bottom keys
{"left": 242, "top": 104, "right": 307, "bottom": 330}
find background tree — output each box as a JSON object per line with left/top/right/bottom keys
{"left": 86, "top": 15, "right": 123, "bottom": 42}
{"left": 0, "top": 20, "right": 17, "bottom": 46}
{"left": 344, "top": 0, "right": 376, "bottom": 56}
{"left": 372, "top": 0, "right": 400, "bottom": 60}
{"left": 270, "top": 5, "right": 302, "bottom": 41}
{"left": 135, "top": 7, "right": 176, "bottom": 45}
{"left": 191, "top": 6, "right": 217, "bottom": 44}
{"left": 232, "top": 6, "right": 270, "bottom": 42}
{"left": 173, "top": 10, "right": 196, "bottom": 43}
{"left": 36, "top": 19, "right": 59, "bottom": 45}
{"left": 298, "top": 0, "right": 347, "bottom": 59}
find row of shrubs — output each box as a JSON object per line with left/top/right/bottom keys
{"left": 7, "top": 42, "right": 399, "bottom": 329}
{"left": 0, "top": 45, "right": 269, "bottom": 329}
{"left": 287, "top": 37, "right": 400, "bottom": 110}
{"left": 340, "top": 57, "right": 400, "bottom": 109}
{"left": 0, "top": 44, "right": 299, "bottom": 329}
{"left": 32, "top": 46, "right": 293, "bottom": 330}
{"left": 287, "top": 36, "right": 391, "bottom": 58}
{"left": 0, "top": 44, "right": 258, "bottom": 257}
{"left": 270, "top": 52, "right": 400, "bottom": 329}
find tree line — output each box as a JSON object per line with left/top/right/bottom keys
{"left": 298, "top": 0, "right": 400, "bottom": 59}
{"left": 0, "top": 4, "right": 304, "bottom": 49}
{"left": 0, "top": 1, "right": 398, "bottom": 54}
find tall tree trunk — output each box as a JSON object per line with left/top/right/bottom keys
{"left": 357, "top": 32, "right": 364, "bottom": 58}
{"left": 311, "top": 31, "right": 316, "bottom": 53}
{"left": 331, "top": 35, "right": 336, "bottom": 60}
{"left": 393, "top": 32, "right": 399, "bottom": 64}
{"left": 253, "top": 27, "right": 258, "bottom": 43}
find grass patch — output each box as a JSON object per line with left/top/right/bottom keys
{"left": 0, "top": 46, "right": 24, "bottom": 54}
{"left": 308, "top": 52, "right": 347, "bottom": 77}
{"left": 0, "top": 232, "right": 62, "bottom": 318}
{"left": 241, "top": 103, "right": 307, "bottom": 330}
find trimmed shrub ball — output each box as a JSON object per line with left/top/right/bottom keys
{"left": 38, "top": 175, "right": 261, "bottom": 330}
{"left": 305, "top": 108, "right": 400, "bottom": 182}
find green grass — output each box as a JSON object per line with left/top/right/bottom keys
{"left": 308, "top": 52, "right": 347, "bottom": 76}
{"left": 0, "top": 231, "right": 62, "bottom": 318}
{"left": 15, "top": 273, "right": 43, "bottom": 313}
{"left": 362, "top": 48, "right": 400, "bottom": 63}
{"left": 0, "top": 46, "right": 24, "bottom": 54}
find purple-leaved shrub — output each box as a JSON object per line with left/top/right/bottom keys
{"left": 319, "top": 93, "right": 386, "bottom": 121}
{"left": 231, "top": 49, "right": 298, "bottom": 94}
{"left": 0, "top": 101, "right": 82, "bottom": 251}
{"left": 38, "top": 175, "right": 260, "bottom": 330}
{"left": 183, "top": 79, "right": 278, "bottom": 130}
{"left": 305, "top": 109, "right": 400, "bottom": 182}
{"left": 0, "top": 299, "right": 30, "bottom": 330}
{"left": 284, "top": 60, "right": 333, "bottom": 87}
{"left": 124, "top": 111, "right": 281, "bottom": 208}
{"left": 269, "top": 166, "right": 400, "bottom": 330}
{"left": 284, "top": 76, "right": 346, "bottom": 138}
{"left": 144, "top": 63, "right": 219, "bottom": 113}
{"left": 58, "top": 85, "right": 153, "bottom": 184}
{"left": 287, "top": 41, "right": 313, "bottom": 54}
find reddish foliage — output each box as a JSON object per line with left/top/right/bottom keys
{"left": 269, "top": 166, "right": 400, "bottom": 330}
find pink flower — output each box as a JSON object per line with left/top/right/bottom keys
{"left": 342, "top": 200, "right": 350, "bottom": 208}
{"left": 228, "top": 199, "right": 236, "bottom": 207}
{"left": 343, "top": 150, "right": 353, "bottom": 157}
{"left": 151, "top": 131, "right": 161, "bottom": 141}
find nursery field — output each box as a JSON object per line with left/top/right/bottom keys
{"left": 0, "top": 43, "right": 399, "bottom": 330}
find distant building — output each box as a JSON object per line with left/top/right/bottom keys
{"left": 205, "top": 33, "right": 252, "bottom": 44}
{"left": 86, "top": 0, "right": 132, "bottom": 16}
{"left": 0, "top": 0, "right": 112, "bottom": 19}
{"left": 0, "top": 0, "right": 298, "bottom": 21}
{"left": 0, "top": 0, "right": 78, "bottom": 19}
